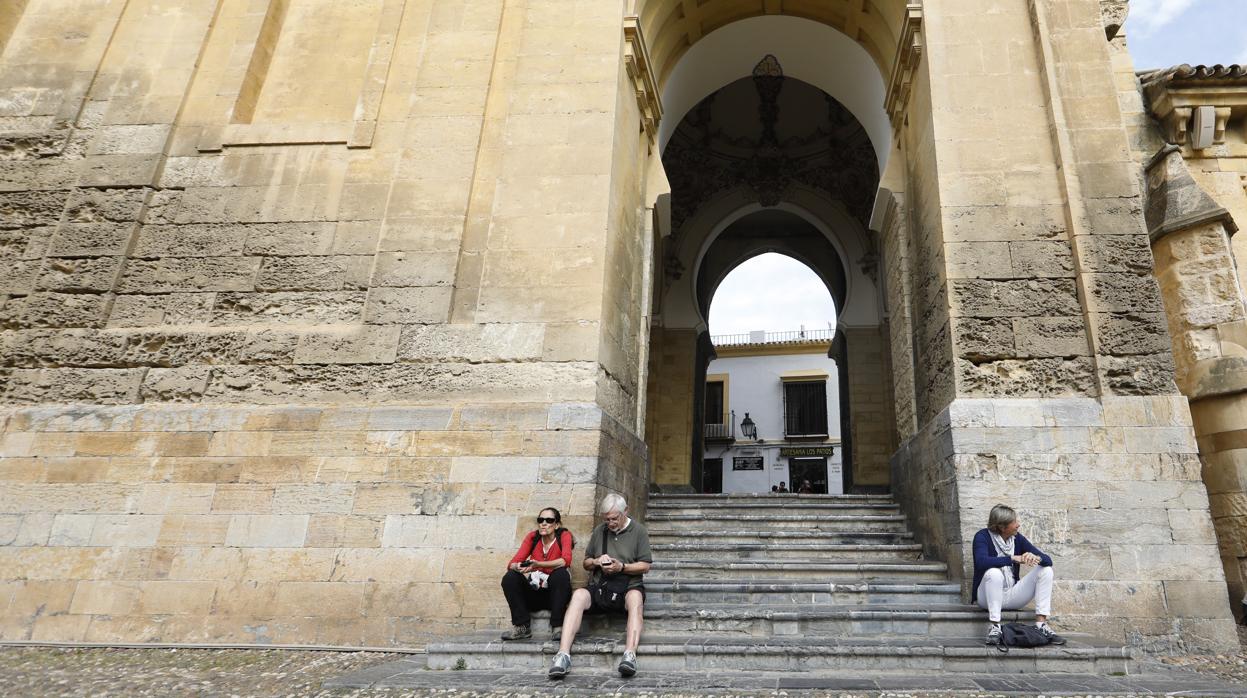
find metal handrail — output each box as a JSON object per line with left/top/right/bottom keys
{"left": 711, "top": 329, "right": 833, "bottom": 346}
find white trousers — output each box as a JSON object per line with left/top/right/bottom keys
{"left": 976, "top": 565, "right": 1053, "bottom": 622}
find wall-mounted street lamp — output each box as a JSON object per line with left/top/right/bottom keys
{"left": 740, "top": 413, "right": 757, "bottom": 441}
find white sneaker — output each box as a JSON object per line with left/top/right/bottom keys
{"left": 618, "top": 649, "right": 637, "bottom": 677}
{"left": 548, "top": 651, "right": 571, "bottom": 679}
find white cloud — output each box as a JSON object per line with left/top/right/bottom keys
{"left": 707, "top": 253, "right": 837, "bottom": 336}
{"left": 1129, "top": 0, "right": 1199, "bottom": 38}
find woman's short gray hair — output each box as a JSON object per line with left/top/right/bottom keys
{"left": 599, "top": 493, "right": 628, "bottom": 515}
{"left": 987, "top": 504, "right": 1017, "bottom": 534}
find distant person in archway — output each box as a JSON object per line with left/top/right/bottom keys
{"left": 777, "top": 481, "right": 789, "bottom": 493}
{"left": 499, "top": 507, "right": 573, "bottom": 642}
{"left": 972, "top": 504, "right": 1066, "bottom": 646}
{"left": 548, "top": 494, "right": 652, "bottom": 680}
{"left": 798, "top": 479, "right": 813, "bottom": 494}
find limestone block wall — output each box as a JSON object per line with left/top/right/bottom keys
{"left": 897, "top": 396, "right": 1237, "bottom": 652}
{"left": 644, "top": 327, "right": 697, "bottom": 488}
{"left": 843, "top": 328, "right": 894, "bottom": 487}
{"left": 0, "top": 0, "right": 652, "bottom": 645}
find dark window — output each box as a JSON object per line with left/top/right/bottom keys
{"left": 705, "top": 381, "right": 724, "bottom": 425}
{"left": 783, "top": 381, "right": 828, "bottom": 437}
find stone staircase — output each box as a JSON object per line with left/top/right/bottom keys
{"left": 424, "top": 493, "right": 1135, "bottom": 677}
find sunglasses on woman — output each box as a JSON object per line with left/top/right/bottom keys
{"left": 536, "top": 516, "right": 557, "bottom": 524}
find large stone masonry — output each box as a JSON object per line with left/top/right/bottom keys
{"left": 894, "top": 395, "right": 1236, "bottom": 652}
{"left": 0, "top": 0, "right": 651, "bottom": 645}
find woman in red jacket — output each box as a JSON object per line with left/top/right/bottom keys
{"left": 500, "top": 507, "right": 574, "bottom": 641}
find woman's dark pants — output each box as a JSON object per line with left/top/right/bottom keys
{"left": 500, "top": 567, "right": 572, "bottom": 628}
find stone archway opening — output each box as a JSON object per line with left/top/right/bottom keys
{"left": 640, "top": 20, "right": 898, "bottom": 493}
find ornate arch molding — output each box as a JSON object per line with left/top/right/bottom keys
{"left": 633, "top": 0, "right": 905, "bottom": 87}
{"left": 660, "top": 183, "right": 881, "bottom": 330}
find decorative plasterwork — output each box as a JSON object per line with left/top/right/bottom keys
{"left": 624, "top": 15, "right": 663, "bottom": 143}
{"left": 1141, "top": 64, "right": 1247, "bottom": 147}
{"left": 883, "top": 4, "right": 923, "bottom": 135}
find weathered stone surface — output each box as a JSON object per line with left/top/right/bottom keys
{"left": 397, "top": 324, "right": 544, "bottom": 363}
{"left": 211, "top": 292, "right": 366, "bottom": 325}
{"left": 1013, "top": 316, "right": 1089, "bottom": 358}
{"left": 950, "top": 279, "right": 1081, "bottom": 318}
{"left": 0, "top": 293, "right": 109, "bottom": 329}
{"left": 256, "top": 256, "right": 371, "bottom": 292}
{"left": 1093, "top": 312, "right": 1171, "bottom": 355}
{"left": 956, "top": 357, "right": 1096, "bottom": 397}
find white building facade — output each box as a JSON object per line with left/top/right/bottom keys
{"left": 702, "top": 330, "right": 843, "bottom": 494}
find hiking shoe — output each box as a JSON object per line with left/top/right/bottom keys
{"left": 985, "top": 624, "right": 1002, "bottom": 645}
{"left": 550, "top": 626, "right": 562, "bottom": 642}
{"left": 1036, "top": 623, "right": 1067, "bottom": 645}
{"left": 618, "top": 649, "right": 637, "bottom": 677}
{"left": 548, "top": 651, "right": 571, "bottom": 679}
{"left": 500, "top": 624, "right": 531, "bottom": 641}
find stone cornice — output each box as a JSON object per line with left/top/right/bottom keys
{"left": 884, "top": 4, "right": 923, "bottom": 135}
{"left": 624, "top": 15, "right": 663, "bottom": 144}
{"left": 1140, "top": 64, "right": 1247, "bottom": 146}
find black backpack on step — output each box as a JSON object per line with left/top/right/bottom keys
{"left": 993, "top": 623, "right": 1051, "bottom": 652}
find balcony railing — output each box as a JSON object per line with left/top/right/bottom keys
{"left": 704, "top": 421, "right": 735, "bottom": 441}
{"left": 711, "top": 328, "right": 834, "bottom": 346}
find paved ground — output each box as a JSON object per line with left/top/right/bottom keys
{"left": 0, "top": 627, "right": 1244, "bottom": 697}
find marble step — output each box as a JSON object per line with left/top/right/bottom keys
{"left": 649, "top": 493, "right": 897, "bottom": 503}
{"left": 646, "top": 512, "right": 909, "bottom": 533}
{"left": 639, "top": 604, "right": 1034, "bottom": 638}
{"left": 650, "top": 542, "right": 925, "bottom": 560}
{"left": 427, "top": 633, "right": 1133, "bottom": 674}
{"left": 646, "top": 559, "right": 949, "bottom": 581}
{"left": 649, "top": 529, "right": 915, "bottom": 545}
{"left": 514, "top": 605, "right": 1032, "bottom": 640}
{"left": 643, "top": 579, "right": 962, "bottom": 605}
{"left": 646, "top": 501, "right": 901, "bottom": 517}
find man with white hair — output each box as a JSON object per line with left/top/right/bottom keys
{"left": 548, "top": 493, "right": 652, "bottom": 679}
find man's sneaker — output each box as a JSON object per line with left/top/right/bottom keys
{"left": 550, "top": 626, "right": 562, "bottom": 642}
{"left": 1036, "top": 623, "right": 1067, "bottom": 645}
{"left": 500, "top": 624, "right": 531, "bottom": 641}
{"left": 985, "top": 623, "right": 1002, "bottom": 645}
{"left": 548, "top": 652, "right": 571, "bottom": 679}
{"left": 618, "top": 649, "right": 637, "bottom": 677}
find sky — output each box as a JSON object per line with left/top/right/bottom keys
{"left": 707, "top": 1, "right": 1246, "bottom": 337}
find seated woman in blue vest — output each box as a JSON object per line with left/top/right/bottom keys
{"left": 972, "top": 503, "right": 1066, "bottom": 645}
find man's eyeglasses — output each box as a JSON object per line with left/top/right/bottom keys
{"left": 536, "top": 517, "right": 557, "bottom": 524}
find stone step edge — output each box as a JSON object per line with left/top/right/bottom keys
{"left": 648, "top": 530, "right": 912, "bottom": 535}
{"left": 649, "top": 494, "right": 895, "bottom": 500}
{"left": 647, "top": 513, "right": 906, "bottom": 520}
{"left": 429, "top": 635, "right": 1127, "bottom": 658}
{"left": 647, "top": 502, "right": 899, "bottom": 509}
{"left": 645, "top": 580, "right": 960, "bottom": 591}
{"left": 651, "top": 560, "right": 947, "bottom": 569}
{"left": 652, "top": 543, "right": 924, "bottom": 550}
{"left": 627, "top": 607, "right": 1032, "bottom": 620}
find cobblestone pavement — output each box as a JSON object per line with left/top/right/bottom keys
{"left": 0, "top": 627, "right": 1244, "bottom": 698}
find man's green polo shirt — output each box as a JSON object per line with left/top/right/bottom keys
{"left": 584, "top": 518, "right": 653, "bottom": 589}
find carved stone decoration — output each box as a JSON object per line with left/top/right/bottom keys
{"left": 1144, "top": 144, "right": 1239, "bottom": 242}
{"left": 884, "top": 4, "right": 923, "bottom": 135}
{"left": 1141, "top": 64, "right": 1247, "bottom": 146}
{"left": 1100, "top": 0, "right": 1129, "bottom": 40}
{"left": 624, "top": 15, "right": 663, "bottom": 143}
{"left": 662, "top": 58, "right": 879, "bottom": 235}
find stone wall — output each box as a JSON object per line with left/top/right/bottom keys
{"left": 644, "top": 327, "right": 697, "bottom": 488}
{"left": 843, "top": 327, "right": 894, "bottom": 488}
{"left": 897, "top": 396, "right": 1237, "bottom": 652}
{"left": 0, "top": 0, "right": 651, "bottom": 645}
{"left": 0, "top": 402, "right": 611, "bottom": 643}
